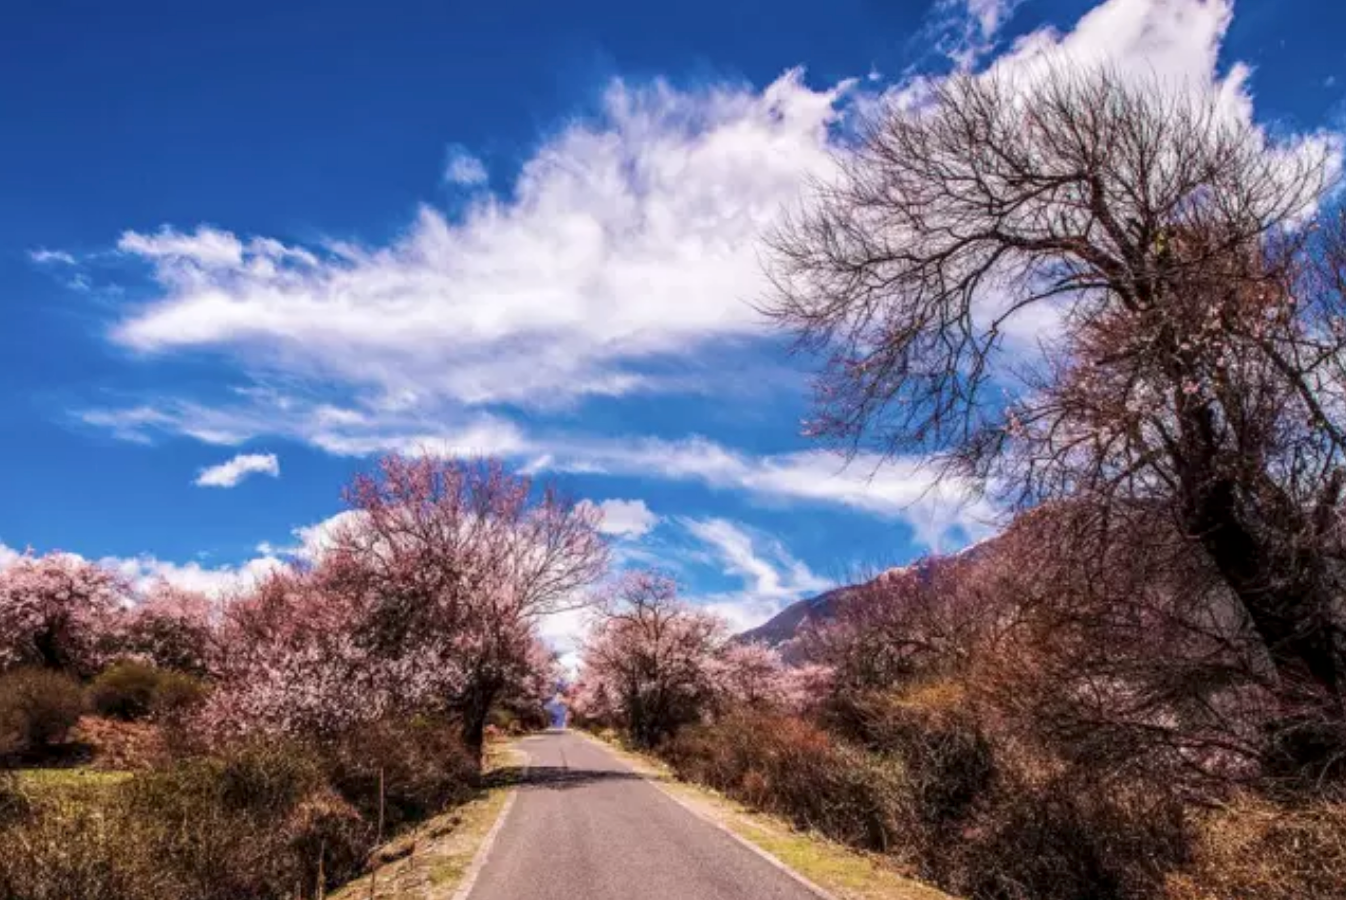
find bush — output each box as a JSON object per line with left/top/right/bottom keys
{"left": 0, "top": 668, "right": 86, "bottom": 758}
{"left": 326, "top": 715, "right": 478, "bottom": 832}
{"left": 89, "top": 662, "right": 161, "bottom": 720}
{"left": 666, "top": 701, "right": 1196, "bottom": 900}
{"left": 122, "top": 739, "right": 369, "bottom": 900}
{"left": 0, "top": 799, "right": 145, "bottom": 900}
{"left": 0, "top": 771, "right": 27, "bottom": 823}
{"left": 665, "top": 711, "right": 906, "bottom": 851}
{"left": 946, "top": 768, "right": 1192, "bottom": 900}
{"left": 828, "top": 685, "right": 995, "bottom": 833}
{"left": 150, "top": 670, "right": 209, "bottom": 719}
{"left": 1165, "top": 794, "right": 1346, "bottom": 900}
{"left": 89, "top": 662, "right": 208, "bottom": 723}
{"left": 0, "top": 740, "right": 370, "bottom": 900}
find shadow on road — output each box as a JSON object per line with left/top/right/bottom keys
{"left": 485, "top": 765, "right": 661, "bottom": 792}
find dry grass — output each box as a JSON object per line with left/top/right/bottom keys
{"left": 1165, "top": 794, "right": 1346, "bottom": 900}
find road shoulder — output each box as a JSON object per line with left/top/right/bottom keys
{"left": 331, "top": 742, "right": 527, "bottom": 900}
{"left": 576, "top": 730, "right": 957, "bottom": 900}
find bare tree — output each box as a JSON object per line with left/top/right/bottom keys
{"left": 766, "top": 67, "right": 1346, "bottom": 773}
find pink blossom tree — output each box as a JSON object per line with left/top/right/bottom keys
{"left": 0, "top": 552, "right": 127, "bottom": 676}
{"left": 206, "top": 455, "right": 608, "bottom": 752}
{"left": 706, "top": 641, "right": 790, "bottom": 710}
{"left": 322, "top": 455, "right": 609, "bottom": 755}
{"left": 578, "top": 571, "right": 727, "bottom": 746}
{"left": 119, "top": 581, "right": 218, "bottom": 676}
{"left": 577, "top": 573, "right": 826, "bottom": 742}
{"left": 203, "top": 568, "right": 462, "bottom": 738}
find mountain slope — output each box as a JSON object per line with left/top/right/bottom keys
{"left": 739, "top": 538, "right": 998, "bottom": 653}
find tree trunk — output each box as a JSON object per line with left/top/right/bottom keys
{"left": 1182, "top": 475, "right": 1342, "bottom": 706}
{"left": 459, "top": 680, "right": 502, "bottom": 763}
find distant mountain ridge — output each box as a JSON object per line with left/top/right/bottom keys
{"left": 738, "top": 538, "right": 997, "bottom": 655}
{"left": 737, "top": 564, "right": 916, "bottom": 653}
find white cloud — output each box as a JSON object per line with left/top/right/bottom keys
{"left": 933, "top": 0, "right": 1020, "bottom": 67}
{"left": 444, "top": 145, "right": 489, "bottom": 186}
{"left": 102, "top": 552, "right": 284, "bottom": 597}
{"left": 995, "top": 0, "right": 1236, "bottom": 85}
{"left": 681, "top": 517, "right": 833, "bottom": 633}
{"left": 81, "top": 391, "right": 993, "bottom": 545}
{"left": 108, "top": 70, "right": 847, "bottom": 409}
{"left": 81, "top": 394, "right": 529, "bottom": 458}
{"left": 584, "top": 498, "right": 659, "bottom": 537}
{"left": 118, "top": 226, "right": 248, "bottom": 268}
{"left": 289, "top": 510, "right": 362, "bottom": 561}
{"left": 545, "top": 436, "right": 998, "bottom": 550}
{"left": 29, "top": 248, "right": 76, "bottom": 265}
{"left": 965, "top": 0, "right": 1013, "bottom": 38}
{"left": 194, "top": 452, "right": 280, "bottom": 488}
{"left": 683, "top": 517, "right": 831, "bottom": 600}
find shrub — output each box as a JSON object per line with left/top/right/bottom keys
{"left": 90, "top": 662, "right": 161, "bottom": 721}
{"left": 89, "top": 663, "right": 210, "bottom": 724}
{"left": 326, "top": 715, "right": 478, "bottom": 832}
{"left": 123, "top": 739, "right": 370, "bottom": 900}
{"left": 945, "top": 768, "right": 1192, "bottom": 900}
{"left": 1165, "top": 794, "right": 1346, "bottom": 900}
{"left": 0, "top": 668, "right": 86, "bottom": 758}
{"left": 665, "top": 711, "right": 906, "bottom": 851}
{"left": 667, "top": 701, "right": 1196, "bottom": 900}
{"left": 828, "top": 685, "right": 995, "bottom": 834}
{"left": 0, "top": 771, "right": 27, "bottom": 823}
{"left": 0, "top": 799, "right": 145, "bottom": 900}
{"left": 0, "top": 727, "right": 482, "bottom": 900}
{"left": 150, "top": 670, "right": 209, "bottom": 719}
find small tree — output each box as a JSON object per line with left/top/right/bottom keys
{"left": 579, "top": 571, "right": 726, "bottom": 747}
{"left": 120, "top": 581, "right": 217, "bottom": 676}
{"left": 802, "top": 560, "right": 1000, "bottom": 694}
{"left": 204, "top": 569, "right": 396, "bottom": 738}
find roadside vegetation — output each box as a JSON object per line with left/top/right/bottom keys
{"left": 0, "top": 456, "right": 604, "bottom": 900}
{"left": 572, "top": 67, "right": 1346, "bottom": 900}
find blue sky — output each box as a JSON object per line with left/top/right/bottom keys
{"left": 3, "top": 0, "right": 1345, "bottom": 655}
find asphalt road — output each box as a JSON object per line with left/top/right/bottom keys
{"left": 464, "top": 729, "right": 823, "bottom": 900}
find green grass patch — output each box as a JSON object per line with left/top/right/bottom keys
{"left": 12, "top": 767, "right": 134, "bottom": 805}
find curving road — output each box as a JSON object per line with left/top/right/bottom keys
{"left": 464, "top": 729, "right": 823, "bottom": 900}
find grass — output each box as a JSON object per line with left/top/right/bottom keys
{"left": 580, "top": 730, "right": 957, "bottom": 900}
{"left": 330, "top": 742, "right": 525, "bottom": 900}
{"left": 11, "top": 767, "right": 134, "bottom": 805}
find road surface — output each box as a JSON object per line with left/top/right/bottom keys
{"left": 465, "top": 729, "right": 823, "bottom": 900}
